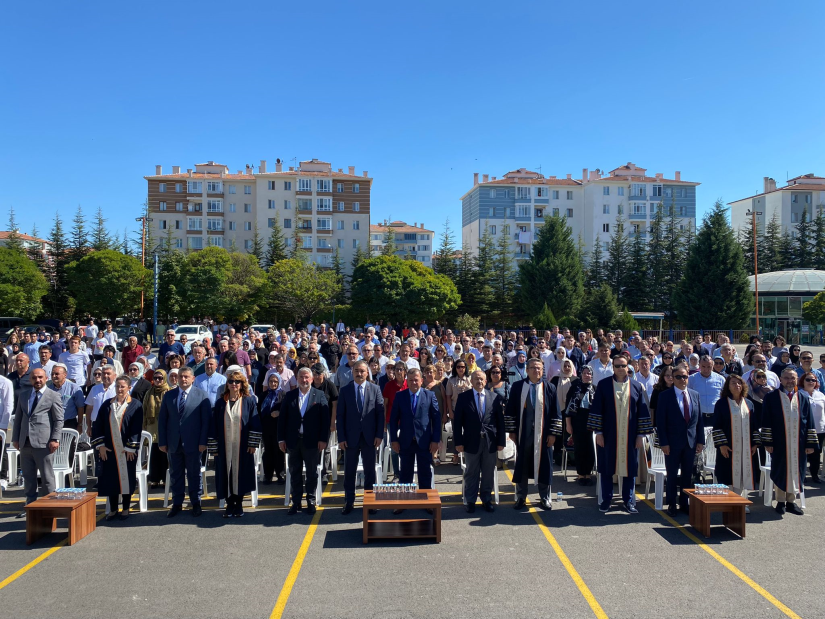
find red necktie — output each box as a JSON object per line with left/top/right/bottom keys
{"left": 682, "top": 391, "right": 690, "bottom": 425}
{"left": 787, "top": 391, "right": 793, "bottom": 401}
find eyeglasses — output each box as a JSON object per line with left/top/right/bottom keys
{"left": 227, "top": 379, "right": 244, "bottom": 385}
{"left": 491, "top": 370, "right": 501, "bottom": 375}
{"left": 613, "top": 364, "right": 628, "bottom": 369}
{"left": 93, "top": 372, "right": 102, "bottom": 377}
{"left": 673, "top": 375, "right": 688, "bottom": 380}
{"left": 153, "top": 376, "right": 164, "bottom": 382}
{"left": 805, "top": 378, "right": 818, "bottom": 384}
{"left": 801, "top": 357, "right": 813, "bottom": 361}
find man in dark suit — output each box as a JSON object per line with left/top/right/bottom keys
{"left": 158, "top": 366, "right": 211, "bottom": 517}
{"left": 279, "top": 367, "right": 330, "bottom": 515}
{"left": 454, "top": 369, "right": 505, "bottom": 513}
{"left": 656, "top": 367, "right": 705, "bottom": 517}
{"left": 389, "top": 368, "right": 440, "bottom": 492}
{"left": 336, "top": 360, "right": 384, "bottom": 514}
{"left": 12, "top": 368, "right": 64, "bottom": 516}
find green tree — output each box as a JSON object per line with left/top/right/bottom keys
{"left": 263, "top": 219, "right": 287, "bottom": 268}
{"left": 455, "top": 243, "right": 484, "bottom": 318}
{"left": 802, "top": 291, "right": 825, "bottom": 326}
{"left": 433, "top": 218, "right": 458, "bottom": 280}
{"left": 68, "top": 205, "right": 89, "bottom": 264}
{"left": 380, "top": 225, "right": 397, "bottom": 257}
{"left": 474, "top": 223, "right": 497, "bottom": 320}
{"left": 578, "top": 283, "right": 618, "bottom": 332}
{"left": 738, "top": 225, "right": 755, "bottom": 276}
{"left": 615, "top": 309, "right": 641, "bottom": 332}
{"left": 532, "top": 303, "right": 557, "bottom": 331}
{"left": 674, "top": 201, "right": 753, "bottom": 328}
{"left": 759, "top": 213, "right": 783, "bottom": 273}
{"left": 91, "top": 206, "right": 113, "bottom": 251}
{"left": 662, "top": 201, "right": 685, "bottom": 326}
{"left": 331, "top": 248, "right": 347, "bottom": 304}
{"left": 157, "top": 246, "right": 187, "bottom": 321}
{"left": 794, "top": 207, "right": 813, "bottom": 268}
{"left": 350, "top": 255, "right": 460, "bottom": 323}
{"left": 517, "top": 215, "right": 585, "bottom": 321}
{"left": 646, "top": 207, "right": 668, "bottom": 312}
{"left": 622, "top": 231, "right": 649, "bottom": 310}
{"left": 351, "top": 244, "right": 368, "bottom": 271}
{"left": 46, "top": 212, "right": 75, "bottom": 318}
{"left": 778, "top": 231, "right": 795, "bottom": 271}
{"left": 491, "top": 223, "right": 516, "bottom": 319}
{"left": 0, "top": 247, "right": 49, "bottom": 320}
{"left": 248, "top": 221, "right": 264, "bottom": 265}
{"left": 812, "top": 211, "right": 825, "bottom": 270}
{"left": 454, "top": 313, "right": 480, "bottom": 333}
{"left": 223, "top": 252, "right": 269, "bottom": 321}
{"left": 4, "top": 207, "right": 26, "bottom": 255}
{"left": 586, "top": 235, "right": 605, "bottom": 289}
{"left": 183, "top": 246, "right": 234, "bottom": 318}
{"left": 604, "top": 213, "right": 629, "bottom": 305}
{"left": 289, "top": 226, "right": 303, "bottom": 260}
{"left": 66, "top": 249, "right": 148, "bottom": 321}
{"left": 267, "top": 258, "right": 342, "bottom": 323}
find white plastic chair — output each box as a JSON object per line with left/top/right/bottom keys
{"left": 0, "top": 429, "right": 6, "bottom": 497}
{"left": 328, "top": 431, "right": 339, "bottom": 481}
{"left": 283, "top": 452, "right": 323, "bottom": 506}
{"left": 163, "top": 450, "right": 210, "bottom": 508}
{"left": 136, "top": 431, "right": 152, "bottom": 512}
{"left": 52, "top": 428, "right": 79, "bottom": 489}
{"left": 382, "top": 430, "right": 392, "bottom": 481}
{"left": 459, "top": 450, "right": 500, "bottom": 505}
{"left": 759, "top": 450, "right": 806, "bottom": 508}
{"left": 701, "top": 430, "right": 717, "bottom": 483}
{"left": 4, "top": 416, "right": 20, "bottom": 486}
{"left": 643, "top": 435, "right": 668, "bottom": 510}
{"left": 356, "top": 443, "right": 384, "bottom": 489}
{"left": 561, "top": 443, "right": 574, "bottom": 481}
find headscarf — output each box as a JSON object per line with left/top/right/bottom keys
{"left": 747, "top": 370, "right": 773, "bottom": 404}
{"left": 168, "top": 368, "right": 179, "bottom": 386}
{"left": 129, "top": 362, "right": 145, "bottom": 386}
{"left": 688, "top": 354, "right": 700, "bottom": 374}
{"left": 547, "top": 348, "right": 567, "bottom": 380}
{"left": 556, "top": 358, "right": 576, "bottom": 410}
{"left": 263, "top": 374, "right": 283, "bottom": 412}
{"left": 771, "top": 351, "right": 792, "bottom": 377}
{"left": 789, "top": 345, "right": 801, "bottom": 366}
{"left": 143, "top": 369, "right": 169, "bottom": 439}
{"left": 465, "top": 352, "right": 478, "bottom": 374}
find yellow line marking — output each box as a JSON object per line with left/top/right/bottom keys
{"left": 635, "top": 493, "right": 801, "bottom": 619}
{"left": 0, "top": 511, "right": 106, "bottom": 591}
{"left": 505, "top": 469, "right": 608, "bottom": 619}
{"left": 269, "top": 479, "right": 332, "bottom": 619}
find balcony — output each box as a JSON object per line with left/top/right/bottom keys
{"left": 297, "top": 224, "right": 312, "bottom": 231}
{"left": 628, "top": 212, "right": 647, "bottom": 220}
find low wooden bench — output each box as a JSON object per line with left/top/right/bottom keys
{"left": 685, "top": 489, "right": 751, "bottom": 539}
{"left": 26, "top": 492, "right": 98, "bottom": 546}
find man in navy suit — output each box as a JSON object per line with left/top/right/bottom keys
{"left": 656, "top": 366, "right": 705, "bottom": 517}
{"left": 454, "top": 370, "right": 505, "bottom": 513}
{"left": 337, "top": 360, "right": 384, "bottom": 514}
{"left": 389, "top": 368, "right": 441, "bottom": 493}
{"left": 158, "top": 367, "right": 212, "bottom": 518}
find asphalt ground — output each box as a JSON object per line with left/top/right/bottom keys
{"left": 2, "top": 453, "right": 825, "bottom": 619}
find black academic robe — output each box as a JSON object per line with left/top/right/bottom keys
{"left": 208, "top": 396, "right": 262, "bottom": 500}
{"left": 711, "top": 398, "right": 761, "bottom": 487}
{"left": 587, "top": 378, "right": 652, "bottom": 477}
{"left": 761, "top": 390, "right": 818, "bottom": 492}
{"left": 504, "top": 379, "right": 562, "bottom": 484}
{"left": 91, "top": 397, "right": 143, "bottom": 496}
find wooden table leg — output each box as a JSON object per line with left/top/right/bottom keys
{"left": 723, "top": 506, "right": 746, "bottom": 538}
{"left": 26, "top": 511, "right": 54, "bottom": 546}
{"left": 362, "top": 506, "right": 369, "bottom": 544}
{"left": 435, "top": 506, "right": 441, "bottom": 543}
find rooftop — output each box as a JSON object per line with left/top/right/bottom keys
{"left": 747, "top": 269, "right": 825, "bottom": 294}
{"left": 370, "top": 221, "right": 433, "bottom": 234}
{"left": 0, "top": 231, "right": 49, "bottom": 244}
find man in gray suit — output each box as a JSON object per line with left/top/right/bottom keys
{"left": 12, "top": 368, "right": 64, "bottom": 517}
{"left": 158, "top": 367, "right": 211, "bottom": 518}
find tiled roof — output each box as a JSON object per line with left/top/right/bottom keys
{"left": 788, "top": 174, "right": 825, "bottom": 182}
{"left": 609, "top": 163, "right": 647, "bottom": 174}
{"left": 260, "top": 171, "right": 371, "bottom": 180}
{"left": 730, "top": 183, "right": 825, "bottom": 203}
{"left": 481, "top": 177, "right": 581, "bottom": 186}
{"left": 144, "top": 173, "right": 254, "bottom": 180}
{"left": 0, "top": 231, "right": 49, "bottom": 243}
{"left": 370, "top": 222, "right": 433, "bottom": 234}
{"left": 600, "top": 175, "right": 698, "bottom": 185}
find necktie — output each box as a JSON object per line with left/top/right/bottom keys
{"left": 477, "top": 392, "right": 484, "bottom": 421}
{"left": 530, "top": 383, "right": 536, "bottom": 407}
{"left": 356, "top": 383, "right": 363, "bottom": 413}
{"left": 29, "top": 390, "right": 40, "bottom": 417}
{"left": 787, "top": 390, "right": 793, "bottom": 401}
{"left": 411, "top": 392, "right": 417, "bottom": 413}
{"left": 682, "top": 391, "right": 690, "bottom": 425}
{"left": 179, "top": 390, "right": 187, "bottom": 414}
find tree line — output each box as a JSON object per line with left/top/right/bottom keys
{"left": 738, "top": 207, "right": 825, "bottom": 274}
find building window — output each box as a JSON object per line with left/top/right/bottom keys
{"left": 336, "top": 183, "right": 343, "bottom": 193}
{"left": 566, "top": 191, "right": 573, "bottom": 200}
{"left": 284, "top": 200, "right": 292, "bottom": 210}
{"left": 268, "top": 181, "right": 277, "bottom": 190}
{"left": 266, "top": 219, "right": 277, "bottom": 229}
{"left": 552, "top": 190, "right": 559, "bottom": 199}
{"left": 566, "top": 208, "right": 573, "bottom": 218}
{"left": 632, "top": 203, "right": 646, "bottom": 215}
{"left": 159, "top": 183, "right": 166, "bottom": 193}
{"left": 207, "top": 181, "right": 222, "bottom": 193}
{"left": 159, "top": 201, "right": 167, "bottom": 211}
{"left": 229, "top": 221, "right": 236, "bottom": 231}
{"left": 353, "top": 239, "right": 360, "bottom": 249}
{"left": 805, "top": 194, "right": 811, "bottom": 204}
{"left": 187, "top": 181, "right": 202, "bottom": 193}
{"left": 490, "top": 189, "right": 497, "bottom": 199}
{"left": 283, "top": 219, "right": 292, "bottom": 228}
{"left": 337, "top": 221, "right": 344, "bottom": 230}
{"left": 317, "top": 179, "right": 331, "bottom": 193}
{"left": 207, "top": 218, "right": 223, "bottom": 231}
{"left": 228, "top": 185, "right": 236, "bottom": 194}
{"left": 243, "top": 239, "right": 252, "bottom": 250}
{"left": 618, "top": 187, "right": 625, "bottom": 196}
{"left": 175, "top": 220, "right": 182, "bottom": 230}
{"left": 268, "top": 200, "right": 276, "bottom": 209}
{"left": 244, "top": 221, "right": 252, "bottom": 231}
{"left": 298, "top": 178, "right": 312, "bottom": 192}
{"left": 536, "top": 187, "right": 547, "bottom": 197}
{"left": 175, "top": 202, "right": 184, "bottom": 211}
{"left": 160, "top": 220, "right": 167, "bottom": 230}
{"left": 317, "top": 238, "right": 331, "bottom": 249}
{"left": 502, "top": 224, "right": 510, "bottom": 236}
{"left": 337, "top": 202, "right": 345, "bottom": 211}
{"left": 317, "top": 198, "right": 332, "bottom": 211}
{"left": 244, "top": 185, "right": 252, "bottom": 195}
{"left": 603, "top": 205, "right": 610, "bottom": 214}
{"left": 516, "top": 187, "right": 531, "bottom": 199}
{"left": 229, "top": 203, "right": 236, "bottom": 213}
{"left": 337, "top": 239, "right": 344, "bottom": 249}
{"left": 603, "top": 223, "right": 610, "bottom": 233}
{"left": 301, "top": 235, "right": 313, "bottom": 249}
{"left": 188, "top": 237, "right": 203, "bottom": 250}
{"left": 354, "top": 183, "right": 360, "bottom": 193}
{"left": 207, "top": 200, "right": 223, "bottom": 213}
{"left": 652, "top": 185, "right": 662, "bottom": 197}
{"left": 317, "top": 218, "right": 331, "bottom": 230}
{"left": 176, "top": 183, "right": 183, "bottom": 193}
{"left": 490, "top": 225, "right": 497, "bottom": 235}
{"left": 631, "top": 184, "right": 646, "bottom": 197}
{"left": 209, "top": 237, "right": 224, "bottom": 248}
{"left": 284, "top": 181, "right": 292, "bottom": 191}
{"left": 552, "top": 208, "right": 560, "bottom": 217}
{"left": 189, "top": 202, "right": 202, "bottom": 212}
{"left": 679, "top": 206, "right": 688, "bottom": 217}
{"left": 792, "top": 194, "right": 798, "bottom": 203}
{"left": 353, "top": 221, "right": 360, "bottom": 230}
{"left": 603, "top": 186, "right": 609, "bottom": 196}
{"left": 664, "top": 187, "right": 673, "bottom": 198}
{"left": 353, "top": 202, "right": 360, "bottom": 211}
{"left": 517, "top": 205, "right": 530, "bottom": 217}
{"left": 188, "top": 218, "right": 202, "bottom": 231}
{"left": 617, "top": 205, "right": 624, "bottom": 215}
{"left": 244, "top": 204, "right": 252, "bottom": 213}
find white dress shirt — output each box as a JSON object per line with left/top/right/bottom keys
{"left": 674, "top": 386, "right": 692, "bottom": 417}
{"left": 0, "top": 375, "right": 13, "bottom": 429}
{"left": 298, "top": 388, "right": 310, "bottom": 433}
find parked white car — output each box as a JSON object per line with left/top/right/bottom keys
{"left": 173, "top": 324, "right": 210, "bottom": 343}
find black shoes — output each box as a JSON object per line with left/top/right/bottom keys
{"left": 368, "top": 509, "right": 378, "bottom": 515}
{"left": 513, "top": 498, "right": 526, "bottom": 510}
{"left": 223, "top": 506, "right": 233, "bottom": 518}
{"left": 105, "top": 511, "right": 119, "bottom": 521}
{"left": 341, "top": 503, "right": 354, "bottom": 515}
{"left": 775, "top": 501, "right": 786, "bottom": 515}
{"left": 167, "top": 504, "right": 183, "bottom": 518}
{"left": 392, "top": 509, "right": 405, "bottom": 515}
{"left": 786, "top": 502, "right": 804, "bottom": 515}
{"left": 306, "top": 503, "right": 317, "bottom": 515}
{"left": 666, "top": 506, "right": 678, "bottom": 517}
{"left": 191, "top": 503, "right": 202, "bottom": 517}
{"left": 275, "top": 475, "right": 285, "bottom": 485}
{"left": 539, "top": 498, "right": 553, "bottom": 511}
{"left": 465, "top": 504, "right": 476, "bottom": 514}
{"left": 622, "top": 502, "right": 638, "bottom": 514}
{"left": 599, "top": 504, "right": 610, "bottom": 513}
{"left": 287, "top": 503, "right": 300, "bottom": 515}
{"left": 482, "top": 502, "right": 494, "bottom": 513}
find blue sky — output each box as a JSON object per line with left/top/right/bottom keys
{"left": 2, "top": 0, "right": 824, "bottom": 243}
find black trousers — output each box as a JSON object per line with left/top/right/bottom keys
{"left": 287, "top": 438, "right": 320, "bottom": 505}
{"left": 148, "top": 443, "right": 168, "bottom": 484}
{"left": 808, "top": 433, "right": 825, "bottom": 479}
{"left": 343, "top": 436, "right": 377, "bottom": 503}
{"left": 665, "top": 445, "right": 695, "bottom": 509}
{"left": 109, "top": 493, "right": 132, "bottom": 512}
{"left": 260, "top": 414, "right": 284, "bottom": 480}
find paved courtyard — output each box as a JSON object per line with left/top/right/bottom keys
{"left": 1, "top": 459, "right": 823, "bottom": 619}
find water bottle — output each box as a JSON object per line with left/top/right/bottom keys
{"left": 556, "top": 491, "right": 563, "bottom": 503}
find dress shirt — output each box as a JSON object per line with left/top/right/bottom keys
{"left": 85, "top": 383, "right": 116, "bottom": 422}
{"left": 796, "top": 367, "right": 825, "bottom": 395}
{"left": 626, "top": 345, "right": 641, "bottom": 360}
{"left": 0, "top": 375, "right": 13, "bottom": 429}
{"left": 588, "top": 359, "right": 614, "bottom": 385}
{"left": 298, "top": 388, "right": 310, "bottom": 433}
{"left": 195, "top": 372, "right": 226, "bottom": 407}
{"left": 475, "top": 390, "right": 485, "bottom": 423}
{"left": 687, "top": 371, "right": 725, "bottom": 416}
{"left": 28, "top": 385, "right": 48, "bottom": 414}
{"left": 674, "top": 386, "right": 692, "bottom": 417}
{"left": 178, "top": 386, "right": 192, "bottom": 410}
{"left": 31, "top": 360, "right": 56, "bottom": 376}
{"left": 49, "top": 380, "right": 85, "bottom": 421}
{"left": 58, "top": 350, "right": 90, "bottom": 384}
{"left": 633, "top": 371, "right": 657, "bottom": 401}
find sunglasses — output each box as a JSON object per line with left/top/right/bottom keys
{"left": 614, "top": 364, "right": 628, "bottom": 369}
{"left": 801, "top": 357, "right": 813, "bottom": 361}
{"left": 805, "top": 378, "right": 818, "bottom": 384}
{"left": 153, "top": 376, "right": 164, "bottom": 381}
{"left": 491, "top": 370, "right": 502, "bottom": 374}
{"left": 93, "top": 373, "right": 102, "bottom": 377}
{"left": 674, "top": 375, "right": 688, "bottom": 380}
{"left": 227, "top": 379, "right": 244, "bottom": 385}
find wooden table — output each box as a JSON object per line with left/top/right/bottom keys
{"left": 26, "top": 492, "right": 98, "bottom": 546}
{"left": 685, "top": 489, "right": 752, "bottom": 539}
{"left": 362, "top": 489, "right": 441, "bottom": 544}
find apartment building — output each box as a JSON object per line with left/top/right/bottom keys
{"left": 369, "top": 220, "right": 434, "bottom": 265}
{"left": 145, "top": 159, "right": 371, "bottom": 271}
{"left": 729, "top": 174, "right": 825, "bottom": 237}
{"left": 461, "top": 162, "right": 698, "bottom": 260}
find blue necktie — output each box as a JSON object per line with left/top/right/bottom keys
{"left": 477, "top": 392, "right": 484, "bottom": 421}
{"left": 411, "top": 392, "right": 417, "bottom": 413}
{"left": 356, "top": 384, "right": 363, "bottom": 413}
{"left": 29, "top": 391, "right": 40, "bottom": 417}
{"left": 179, "top": 390, "right": 187, "bottom": 414}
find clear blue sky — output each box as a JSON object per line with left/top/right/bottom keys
{"left": 2, "top": 1, "right": 824, "bottom": 243}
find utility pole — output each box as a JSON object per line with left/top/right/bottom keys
{"left": 153, "top": 253, "right": 159, "bottom": 345}
{"left": 135, "top": 215, "right": 153, "bottom": 319}
{"left": 747, "top": 210, "right": 762, "bottom": 333}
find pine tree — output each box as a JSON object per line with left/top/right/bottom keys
{"left": 263, "top": 219, "right": 287, "bottom": 268}
{"left": 331, "top": 248, "right": 347, "bottom": 304}
{"left": 228, "top": 238, "right": 239, "bottom": 253}
{"left": 68, "top": 205, "right": 89, "bottom": 264}
{"left": 4, "top": 207, "right": 26, "bottom": 255}
{"left": 46, "top": 212, "right": 74, "bottom": 318}
{"left": 778, "top": 231, "right": 794, "bottom": 270}
{"left": 812, "top": 210, "right": 825, "bottom": 270}
{"left": 351, "top": 244, "right": 367, "bottom": 270}
{"left": 738, "top": 225, "right": 755, "bottom": 276}
{"left": 674, "top": 200, "right": 753, "bottom": 328}
{"left": 122, "top": 227, "right": 132, "bottom": 256}
{"left": 794, "top": 207, "right": 813, "bottom": 268}
{"left": 492, "top": 221, "right": 515, "bottom": 321}
{"left": 27, "top": 223, "right": 46, "bottom": 271}
{"left": 662, "top": 201, "right": 685, "bottom": 326}
{"left": 586, "top": 235, "right": 605, "bottom": 289}
{"left": 91, "top": 206, "right": 113, "bottom": 251}
{"left": 248, "top": 221, "right": 264, "bottom": 264}
{"left": 380, "top": 225, "right": 397, "bottom": 257}
{"left": 647, "top": 207, "right": 668, "bottom": 312}
{"left": 759, "top": 213, "right": 783, "bottom": 273}
{"left": 455, "top": 242, "right": 484, "bottom": 317}
{"left": 474, "top": 223, "right": 497, "bottom": 321}
{"left": 289, "top": 226, "right": 302, "bottom": 260}
{"left": 623, "top": 230, "right": 649, "bottom": 310}
{"left": 433, "top": 218, "right": 458, "bottom": 280}
{"left": 604, "top": 213, "right": 629, "bottom": 305}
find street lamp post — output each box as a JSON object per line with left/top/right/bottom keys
{"left": 746, "top": 210, "right": 762, "bottom": 333}
{"left": 135, "top": 215, "right": 153, "bottom": 319}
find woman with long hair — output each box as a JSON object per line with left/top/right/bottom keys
{"left": 649, "top": 366, "right": 674, "bottom": 426}
{"left": 142, "top": 369, "right": 170, "bottom": 487}
{"left": 208, "top": 370, "right": 261, "bottom": 518}
{"left": 799, "top": 371, "right": 825, "bottom": 483}
{"left": 445, "top": 359, "right": 472, "bottom": 464}
{"left": 423, "top": 364, "right": 447, "bottom": 465}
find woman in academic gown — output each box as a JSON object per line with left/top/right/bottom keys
{"left": 208, "top": 370, "right": 262, "bottom": 518}
{"left": 92, "top": 375, "right": 144, "bottom": 521}
{"left": 712, "top": 374, "right": 761, "bottom": 501}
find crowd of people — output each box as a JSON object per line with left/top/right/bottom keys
{"left": 2, "top": 319, "right": 824, "bottom": 522}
